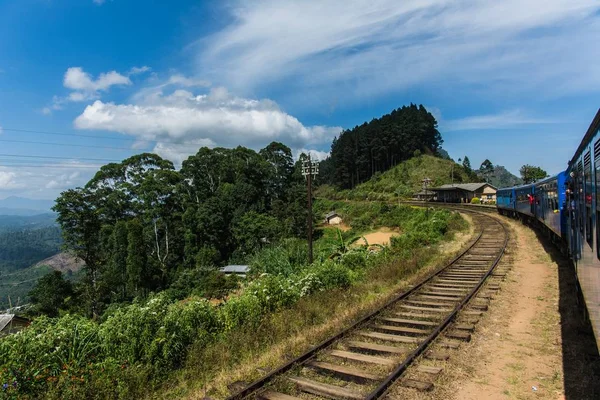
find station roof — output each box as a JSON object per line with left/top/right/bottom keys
{"left": 220, "top": 265, "right": 250, "bottom": 274}
{"left": 432, "top": 183, "right": 496, "bottom": 192}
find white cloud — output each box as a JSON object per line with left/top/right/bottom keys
{"left": 0, "top": 171, "right": 24, "bottom": 190}
{"left": 129, "top": 66, "right": 151, "bottom": 75}
{"left": 198, "top": 0, "right": 600, "bottom": 103}
{"left": 443, "top": 110, "right": 560, "bottom": 131}
{"left": 166, "top": 74, "right": 210, "bottom": 88}
{"left": 294, "top": 148, "right": 330, "bottom": 162}
{"left": 74, "top": 87, "right": 341, "bottom": 163}
{"left": 0, "top": 163, "right": 97, "bottom": 198}
{"left": 44, "top": 67, "right": 133, "bottom": 114}
{"left": 93, "top": 0, "right": 106, "bottom": 5}
{"left": 64, "top": 67, "right": 131, "bottom": 92}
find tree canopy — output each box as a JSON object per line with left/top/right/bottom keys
{"left": 51, "top": 143, "right": 312, "bottom": 316}
{"left": 520, "top": 164, "right": 549, "bottom": 184}
{"left": 320, "top": 104, "right": 443, "bottom": 189}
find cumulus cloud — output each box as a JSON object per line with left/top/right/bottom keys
{"left": 199, "top": 0, "right": 600, "bottom": 103}
{"left": 0, "top": 171, "right": 24, "bottom": 190}
{"left": 74, "top": 87, "right": 341, "bottom": 163}
{"left": 294, "top": 148, "right": 330, "bottom": 162}
{"left": 64, "top": 67, "right": 131, "bottom": 93}
{"left": 43, "top": 67, "right": 134, "bottom": 114}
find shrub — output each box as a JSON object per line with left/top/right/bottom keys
{"left": 218, "top": 294, "right": 262, "bottom": 332}
{"left": 471, "top": 197, "right": 481, "bottom": 204}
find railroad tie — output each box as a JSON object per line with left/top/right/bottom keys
{"left": 260, "top": 391, "right": 303, "bottom": 400}
{"left": 329, "top": 349, "right": 395, "bottom": 366}
{"left": 306, "top": 361, "right": 383, "bottom": 384}
{"left": 346, "top": 341, "right": 405, "bottom": 355}
{"left": 288, "top": 376, "right": 364, "bottom": 400}
{"left": 402, "top": 379, "right": 434, "bottom": 391}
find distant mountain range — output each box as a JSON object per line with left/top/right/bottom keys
{"left": 0, "top": 196, "right": 55, "bottom": 216}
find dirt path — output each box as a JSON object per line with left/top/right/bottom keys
{"left": 390, "top": 216, "right": 600, "bottom": 400}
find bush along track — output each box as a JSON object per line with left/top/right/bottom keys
{"left": 0, "top": 205, "right": 466, "bottom": 400}
{"left": 226, "top": 210, "right": 507, "bottom": 400}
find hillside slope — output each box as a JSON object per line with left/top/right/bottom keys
{"left": 317, "top": 155, "right": 481, "bottom": 200}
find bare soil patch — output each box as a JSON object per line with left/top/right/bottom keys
{"left": 361, "top": 228, "right": 400, "bottom": 246}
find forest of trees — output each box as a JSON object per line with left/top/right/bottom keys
{"left": 320, "top": 104, "right": 443, "bottom": 189}
{"left": 51, "top": 143, "right": 311, "bottom": 317}
{"left": 0, "top": 226, "right": 61, "bottom": 272}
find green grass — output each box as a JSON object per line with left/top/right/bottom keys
{"left": 316, "top": 154, "right": 480, "bottom": 201}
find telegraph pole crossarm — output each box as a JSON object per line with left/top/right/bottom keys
{"left": 302, "top": 155, "right": 319, "bottom": 264}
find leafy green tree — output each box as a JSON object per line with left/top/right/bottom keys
{"left": 53, "top": 188, "right": 105, "bottom": 317}
{"left": 126, "top": 218, "right": 147, "bottom": 297}
{"left": 479, "top": 159, "right": 494, "bottom": 183}
{"left": 29, "top": 270, "right": 73, "bottom": 317}
{"left": 109, "top": 220, "right": 129, "bottom": 300}
{"left": 520, "top": 164, "right": 549, "bottom": 184}
{"left": 232, "top": 211, "right": 280, "bottom": 257}
{"left": 462, "top": 156, "right": 472, "bottom": 172}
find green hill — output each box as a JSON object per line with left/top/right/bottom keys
{"left": 317, "top": 155, "right": 481, "bottom": 201}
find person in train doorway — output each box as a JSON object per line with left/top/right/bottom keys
{"left": 527, "top": 193, "right": 534, "bottom": 214}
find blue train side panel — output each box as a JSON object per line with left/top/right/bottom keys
{"left": 515, "top": 184, "right": 535, "bottom": 217}
{"left": 496, "top": 187, "right": 515, "bottom": 211}
{"left": 534, "top": 171, "right": 567, "bottom": 237}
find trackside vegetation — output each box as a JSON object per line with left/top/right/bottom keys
{"left": 0, "top": 203, "right": 467, "bottom": 399}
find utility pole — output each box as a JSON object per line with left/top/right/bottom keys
{"left": 422, "top": 177, "right": 432, "bottom": 215}
{"left": 302, "top": 155, "right": 319, "bottom": 264}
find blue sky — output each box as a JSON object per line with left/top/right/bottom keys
{"left": 1, "top": 0, "right": 599, "bottom": 200}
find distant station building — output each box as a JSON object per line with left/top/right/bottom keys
{"left": 0, "top": 314, "right": 30, "bottom": 337}
{"left": 220, "top": 265, "right": 250, "bottom": 277}
{"left": 325, "top": 211, "right": 343, "bottom": 225}
{"left": 413, "top": 190, "right": 437, "bottom": 202}
{"left": 430, "top": 183, "right": 497, "bottom": 204}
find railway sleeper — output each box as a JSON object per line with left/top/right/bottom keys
{"left": 402, "top": 379, "right": 434, "bottom": 392}
{"left": 346, "top": 341, "right": 405, "bottom": 355}
{"left": 378, "top": 317, "right": 438, "bottom": 327}
{"left": 260, "top": 391, "right": 303, "bottom": 400}
{"left": 445, "top": 330, "right": 471, "bottom": 341}
{"left": 329, "top": 349, "right": 395, "bottom": 366}
{"left": 358, "top": 330, "right": 421, "bottom": 344}
{"left": 372, "top": 324, "right": 429, "bottom": 336}
{"left": 287, "top": 376, "right": 364, "bottom": 400}
{"left": 306, "top": 361, "right": 383, "bottom": 384}
{"left": 418, "top": 365, "right": 443, "bottom": 375}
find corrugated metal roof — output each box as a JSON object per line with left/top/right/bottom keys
{"left": 325, "top": 211, "right": 339, "bottom": 219}
{"left": 434, "top": 183, "right": 497, "bottom": 191}
{"left": 220, "top": 265, "right": 250, "bottom": 274}
{"left": 0, "top": 314, "right": 15, "bottom": 332}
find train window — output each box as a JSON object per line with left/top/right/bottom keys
{"left": 595, "top": 139, "right": 600, "bottom": 259}
{"left": 585, "top": 151, "right": 593, "bottom": 247}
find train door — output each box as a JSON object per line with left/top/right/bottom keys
{"left": 596, "top": 139, "right": 600, "bottom": 260}
{"left": 585, "top": 151, "right": 594, "bottom": 252}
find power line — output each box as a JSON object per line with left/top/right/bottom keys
{"left": 0, "top": 164, "right": 102, "bottom": 169}
{"left": 0, "top": 138, "right": 142, "bottom": 151}
{"left": 1, "top": 128, "right": 138, "bottom": 142}
{"left": 0, "top": 153, "right": 121, "bottom": 162}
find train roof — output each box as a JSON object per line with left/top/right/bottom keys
{"left": 569, "top": 108, "right": 600, "bottom": 167}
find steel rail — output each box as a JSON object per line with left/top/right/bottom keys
{"left": 365, "top": 214, "right": 509, "bottom": 399}
{"left": 227, "top": 210, "right": 500, "bottom": 400}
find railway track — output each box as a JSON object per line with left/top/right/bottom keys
{"left": 228, "top": 209, "right": 509, "bottom": 400}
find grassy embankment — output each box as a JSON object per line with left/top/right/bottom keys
{"left": 317, "top": 154, "right": 479, "bottom": 201}
{"left": 0, "top": 201, "right": 471, "bottom": 400}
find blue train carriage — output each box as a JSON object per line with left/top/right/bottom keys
{"left": 496, "top": 187, "right": 516, "bottom": 215}
{"left": 566, "top": 108, "right": 600, "bottom": 349}
{"left": 533, "top": 171, "right": 567, "bottom": 238}
{"left": 514, "top": 183, "right": 536, "bottom": 217}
